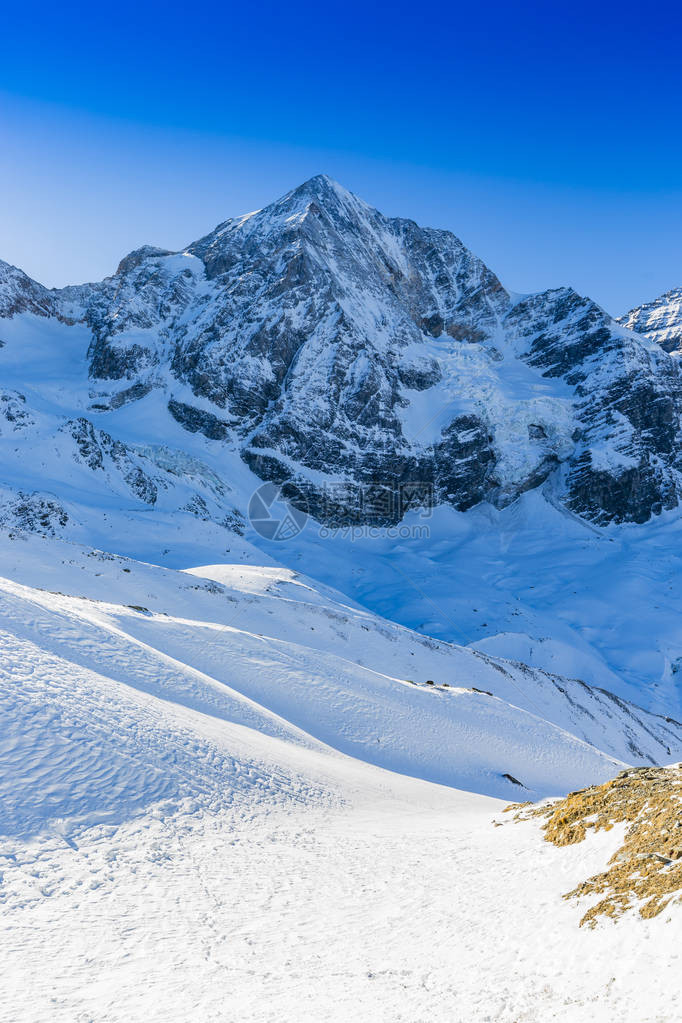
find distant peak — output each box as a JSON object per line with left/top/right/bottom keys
{"left": 281, "top": 174, "right": 360, "bottom": 212}
{"left": 115, "top": 245, "right": 174, "bottom": 276}
{"left": 295, "top": 173, "right": 344, "bottom": 194}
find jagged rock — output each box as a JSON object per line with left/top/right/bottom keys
{"left": 0, "top": 492, "right": 69, "bottom": 535}
{"left": 89, "top": 381, "right": 153, "bottom": 411}
{"left": 0, "top": 260, "right": 56, "bottom": 318}
{"left": 168, "top": 399, "right": 230, "bottom": 441}
{"left": 514, "top": 764, "right": 682, "bottom": 925}
{"left": 63, "top": 418, "right": 160, "bottom": 504}
{"left": 505, "top": 288, "right": 682, "bottom": 523}
{"left": 0, "top": 391, "right": 33, "bottom": 432}
{"left": 619, "top": 287, "right": 682, "bottom": 355}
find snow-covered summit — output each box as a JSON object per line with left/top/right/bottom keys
{"left": 619, "top": 286, "right": 682, "bottom": 355}
{"left": 0, "top": 259, "right": 55, "bottom": 318}
{"left": 2, "top": 176, "right": 682, "bottom": 535}
{"left": 115, "top": 244, "right": 175, "bottom": 276}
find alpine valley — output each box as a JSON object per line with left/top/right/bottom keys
{"left": 3, "top": 176, "right": 682, "bottom": 1022}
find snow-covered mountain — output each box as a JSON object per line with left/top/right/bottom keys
{"left": 2, "top": 176, "right": 682, "bottom": 743}
{"left": 2, "top": 174, "right": 682, "bottom": 537}
{"left": 4, "top": 178, "right": 682, "bottom": 1020}
{"left": 619, "top": 286, "right": 682, "bottom": 355}
{"left": 4, "top": 175, "right": 682, "bottom": 756}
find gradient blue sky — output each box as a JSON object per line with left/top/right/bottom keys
{"left": 1, "top": 0, "right": 681, "bottom": 314}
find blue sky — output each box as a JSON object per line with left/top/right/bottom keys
{"left": 1, "top": 0, "right": 681, "bottom": 313}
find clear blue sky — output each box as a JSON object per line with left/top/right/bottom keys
{"left": 1, "top": 0, "right": 681, "bottom": 314}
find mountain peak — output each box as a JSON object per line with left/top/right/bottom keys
{"left": 619, "top": 286, "right": 682, "bottom": 355}
{"left": 186, "top": 174, "right": 371, "bottom": 276}
{"left": 115, "top": 245, "right": 175, "bottom": 277}
{"left": 288, "top": 173, "right": 350, "bottom": 200}
{"left": 0, "top": 258, "right": 54, "bottom": 318}
{"left": 276, "top": 174, "right": 365, "bottom": 219}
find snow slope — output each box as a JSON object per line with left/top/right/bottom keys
{"left": 261, "top": 489, "right": 682, "bottom": 719}
{"left": 5, "top": 530, "right": 680, "bottom": 814}
{"left": 5, "top": 766, "right": 682, "bottom": 1023}
{"left": 2, "top": 534, "right": 682, "bottom": 1021}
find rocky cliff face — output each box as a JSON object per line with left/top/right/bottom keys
{"left": 506, "top": 288, "right": 682, "bottom": 523}
{"left": 0, "top": 260, "right": 56, "bottom": 319}
{"left": 619, "top": 287, "right": 682, "bottom": 355}
{"left": 2, "top": 176, "right": 682, "bottom": 529}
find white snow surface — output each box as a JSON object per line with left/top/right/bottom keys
{"left": 266, "top": 491, "right": 682, "bottom": 719}
{"left": 4, "top": 530, "right": 675, "bottom": 812}
{"left": 1, "top": 534, "right": 682, "bottom": 1021}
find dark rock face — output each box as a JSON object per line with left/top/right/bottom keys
{"left": 69, "top": 417, "right": 109, "bottom": 471}
{"left": 245, "top": 411, "right": 495, "bottom": 526}
{"left": 0, "top": 391, "right": 33, "bottom": 432}
{"left": 89, "top": 340, "right": 153, "bottom": 381}
{"left": 167, "top": 399, "right": 230, "bottom": 441}
{"left": 506, "top": 289, "right": 682, "bottom": 523}
{"left": 3, "top": 176, "right": 682, "bottom": 528}
{"left": 89, "top": 381, "right": 153, "bottom": 412}
{"left": 397, "top": 360, "right": 442, "bottom": 390}
{"left": 432, "top": 416, "right": 497, "bottom": 510}
{"left": 567, "top": 457, "right": 675, "bottom": 525}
